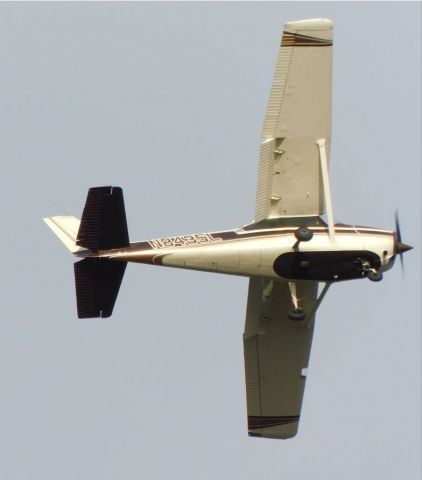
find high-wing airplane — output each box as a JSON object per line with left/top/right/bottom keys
{"left": 44, "top": 18, "right": 412, "bottom": 439}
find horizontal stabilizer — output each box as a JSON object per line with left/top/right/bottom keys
{"left": 44, "top": 216, "right": 84, "bottom": 253}
{"left": 74, "top": 258, "right": 127, "bottom": 318}
{"left": 77, "top": 186, "right": 129, "bottom": 251}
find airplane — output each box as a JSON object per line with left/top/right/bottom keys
{"left": 44, "top": 18, "right": 412, "bottom": 439}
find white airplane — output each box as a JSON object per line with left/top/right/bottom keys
{"left": 44, "top": 18, "right": 412, "bottom": 439}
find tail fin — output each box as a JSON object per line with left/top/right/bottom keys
{"left": 44, "top": 186, "right": 130, "bottom": 318}
{"left": 77, "top": 186, "right": 129, "bottom": 251}
{"left": 74, "top": 258, "right": 127, "bottom": 318}
{"left": 74, "top": 186, "right": 129, "bottom": 317}
{"left": 44, "top": 215, "right": 83, "bottom": 253}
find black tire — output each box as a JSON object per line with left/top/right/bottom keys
{"left": 287, "top": 308, "right": 306, "bottom": 321}
{"left": 294, "top": 227, "right": 313, "bottom": 242}
{"left": 368, "top": 270, "right": 383, "bottom": 282}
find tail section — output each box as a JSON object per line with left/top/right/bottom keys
{"left": 74, "top": 258, "right": 127, "bottom": 318}
{"left": 77, "top": 186, "right": 129, "bottom": 251}
{"left": 45, "top": 186, "right": 130, "bottom": 318}
{"left": 43, "top": 215, "right": 83, "bottom": 253}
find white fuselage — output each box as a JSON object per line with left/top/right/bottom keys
{"left": 103, "top": 225, "right": 395, "bottom": 283}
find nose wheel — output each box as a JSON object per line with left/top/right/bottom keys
{"left": 367, "top": 269, "right": 383, "bottom": 282}
{"left": 359, "top": 259, "right": 383, "bottom": 282}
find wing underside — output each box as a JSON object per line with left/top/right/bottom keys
{"left": 255, "top": 18, "right": 333, "bottom": 221}
{"left": 243, "top": 278, "right": 318, "bottom": 438}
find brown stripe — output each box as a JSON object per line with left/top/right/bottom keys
{"left": 221, "top": 227, "right": 392, "bottom": 242}
{"left": 281, "top": 31, "right": 332, "bottom": 47}
{"left": 248, "top": 415, "right": 299, "bottom": 430}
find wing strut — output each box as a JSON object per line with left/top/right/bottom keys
{"left": 307, "top": 282, "right": 331, "bottom": 319}
{"left": 316, "top": 138, "right": 335, "bottom": 241}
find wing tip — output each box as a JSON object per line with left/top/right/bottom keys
{"left": 248, "top": 430, "right": 298, "bottom": 440}
{"left": 285, "top": 18, "right": 333, "bottom": 32}
{"left": 284, "top": 18, "right": 333, "bottom": 43}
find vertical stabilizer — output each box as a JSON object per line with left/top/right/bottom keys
{"left": 44, "top": 186, "right": 130, "bottom": 318}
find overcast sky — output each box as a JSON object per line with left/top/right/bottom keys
{"left": 0, "top": 2, "right": 420, "bottom": 479}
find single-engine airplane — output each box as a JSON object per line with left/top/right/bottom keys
{"left": 45, "top": 18, "right": 412, "bottom": 439}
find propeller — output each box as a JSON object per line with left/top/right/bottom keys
{"left": 394, "top": 211, "right": 413, "bottom": 275}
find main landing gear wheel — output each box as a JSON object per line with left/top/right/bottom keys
{"left": 294, "top": 227, "right": 313, "bottom": 242}
{"left": 368, "top": 270, "right": 383, "bottom": 282}
{"left": 287, "top": 308, "right": 306, "bottom": 321}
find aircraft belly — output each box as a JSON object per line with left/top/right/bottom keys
{"left": 162, "top": 250, "right": 241, "bottom": 275}
{"left": 160, "top": 242, "right": 270, "bottom": 277}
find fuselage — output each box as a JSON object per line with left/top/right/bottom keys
{"left": 90, "top": 218, "right": 396, "bottom": 284}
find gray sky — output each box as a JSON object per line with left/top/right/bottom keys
{"left": 0, "top": 2, "right": 420, "bottom": 479}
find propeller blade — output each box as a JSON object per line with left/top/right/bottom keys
{"left": 395, "top": 211, "right": 402, "bottom": 243}
{"left": 394, "top": 211, "right": 412, "bottom": 278}
{"left": 400, "top": 251, "right": 405, "bottom": 277}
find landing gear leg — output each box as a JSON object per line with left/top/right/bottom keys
{"left": 287, "top": 282, "right": 306, "bottom": 321}
{"left": 287, "top": 282, "right": 332, "bottom": 322}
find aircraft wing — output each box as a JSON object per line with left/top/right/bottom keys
{"left": 243, "top": 278, "right": 318, "bottom": 438}
{"left": 255, "top": 18, "right": 333, "bottom": 221}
